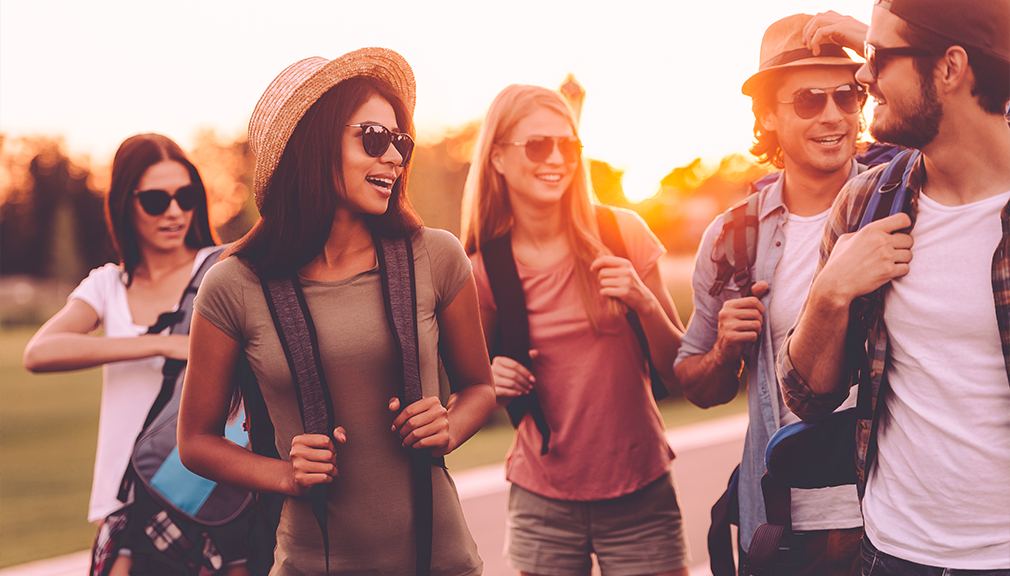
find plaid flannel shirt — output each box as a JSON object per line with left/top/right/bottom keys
{"left": 776, "top": 154, "right": 1010, "bottom": 495}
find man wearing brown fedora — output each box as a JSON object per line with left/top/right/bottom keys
{"left": 676, "top": 11, "right": 870, "bottom": 575}
{"left": 779, "top": 0, "right": 1010, "bottom": 573}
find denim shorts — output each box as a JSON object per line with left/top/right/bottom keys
{"left": 861, "top": 536, "right": 1010, "bottom": 576}
{"left": 506, "top": 473, "right": 690, "bottom": 576}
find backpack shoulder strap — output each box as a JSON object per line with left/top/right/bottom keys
{"left": 118, "top": 245, "right": 228, "bottom": 503}
{"left": 481, "top": 233, "right": 552, "bottom": 455}
{"left": 138, "top": 245, "right": 230, "bottom": 436}
{"left": 857, "top": 149, "right": 919, "bottom": 231}
{"left": 376, "top": 236, "right": 422, "bottom": 405}
{"left": 846, "top": 149, "right": 918, "bottom": 494}
{"left": 594, "top": 205, "right": 669, "bottom": 402}
{"left": 482, "top": 233, "right": 532, "bottom": 367}
{"left": 707, "top": 464, "right": 741, "bottom": 576}
{"left": 849, "top": 149, "right": 918, "bottom": 416}
{"left": 374, "top": 234, "right": 434, "bottom": 576}
{"left": 594, "top": 204, "right": 629, "bottom": 258}
{"left": 260, "top": 235, "right": 434, "bottom": 576}
{"left": 709, "top": 191, "right": 761, "bottom": 297}
{"left": 741, "top": 472, "right": 792, "bottom": 574}
{"left": 260, "top": 274, "right": 335, "bottom": 575}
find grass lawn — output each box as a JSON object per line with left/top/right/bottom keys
{"left": 1, "top": 325, "right": 104, "bottom": 568}
{"left": 0, "top": 260, "right": 741, "bottom": 568}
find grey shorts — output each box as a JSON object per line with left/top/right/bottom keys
{"left": 506, "top": 473, "right": 690, "bottom": 576}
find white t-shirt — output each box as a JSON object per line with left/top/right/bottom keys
{"left": 769, "top": 208, "right": 862, "bottom": 531}
{"left": 867, "top": 190, "right": 1010, "bottom": 569}
{"left": 69, "top": 246, "right": 219, "bottom": 523}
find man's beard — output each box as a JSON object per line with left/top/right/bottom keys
{"left": 870, "top": 74, "right": 943, "bottom": 149}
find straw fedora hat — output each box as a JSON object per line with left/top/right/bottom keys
{"left": 248, "top": 47, "right": 415, "bottom": 208}
{"left": 741, "top": 14, "right": 861, "bottom": 97}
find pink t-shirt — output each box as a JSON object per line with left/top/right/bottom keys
{"left": 471, "top": 208, "right": 674, "bottom": 501}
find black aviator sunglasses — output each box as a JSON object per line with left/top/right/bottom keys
{"left": 501, "top": 135, "right": 583, "bottom": 164}
{"left": 346, "top": 123, "right": 414, "bottom": 167}
{"left": 779, "top": 84, "right": 867, "bottom": 119}
{"left": 133, "top": 185, "right": 201, "bottom": 216}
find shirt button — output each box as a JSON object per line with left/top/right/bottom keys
{"left": 870, "top": 370, "right": 877, "bottom": 378}
{"left": 775, "top": 241, "right": 782, "bottom": 247}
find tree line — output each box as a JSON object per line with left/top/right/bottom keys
{"left": 0, "top": 128, "right": 771, "bottom": 284}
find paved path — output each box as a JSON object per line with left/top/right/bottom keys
{"left": 1, "top": 413, "right": 747, "bottom": 576}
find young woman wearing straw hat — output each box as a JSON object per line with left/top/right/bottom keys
{"left": 177, "top": 48, "right": 494, "bottom": 575}
{"left": 24, "top": 133, "right": 255, "bottom": 576}
{"left": 461, "top": 84, "right": 690, "bottom": 576}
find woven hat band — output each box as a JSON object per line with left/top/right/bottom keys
{"left": 762, "top": 45, "right": 848, "bottom": 70}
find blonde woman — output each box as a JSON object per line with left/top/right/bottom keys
{"left": 461, "top": 84, "right": 690, "bottom": 576}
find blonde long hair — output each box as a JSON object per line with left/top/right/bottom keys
{"left": 461, "top": 84, "right": 619, "bottom": 329}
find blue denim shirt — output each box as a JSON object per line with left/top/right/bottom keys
{"left": 675, "top": 160, "right": 861, "bottom": 552}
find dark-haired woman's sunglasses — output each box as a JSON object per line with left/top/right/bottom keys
{"left": 346, "top": 123, "right": 414, "bottom": 167}
{"left": 133, "top": 184, "right": 201, "bottom": 216}
{"left": 503, "top": 135, "right": 583, "bottom": 164}
{"left": 779, "top": 84, "right": 867, "bottom": 119}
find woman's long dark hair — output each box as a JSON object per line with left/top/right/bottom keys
{"left": 107, "top": 133, "right": 217, "bottom": 286}
{"left": 233, "top": 76, "right": 422, "bottom": 277}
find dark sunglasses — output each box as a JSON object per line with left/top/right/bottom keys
{"left": 502, "top": 135, "right": 583, "bottom": 163}
{"left": 133, "top": 184, "right": 201, "bottom": 216}
{"left": 346, "top": 123, "right": 414, "bottom": 167}
{"left": 779, "top": 83, "right": 867, "bottom": 119}
{"left": 864, "top": 43, "right": 934, "bottom": 79}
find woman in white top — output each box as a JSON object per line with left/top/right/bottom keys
{"left": 23, "top": 133, "right": 251, "bottom": 576}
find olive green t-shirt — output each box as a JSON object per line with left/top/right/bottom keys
{"left": 196, "top": 228, "right": 482, "bottom": 576}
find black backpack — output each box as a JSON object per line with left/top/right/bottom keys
{"left": 239, "top": 233, "right": 437, "bottom": 576}
{"left": 481, "top": 205, "right": 668, "bottom": 455}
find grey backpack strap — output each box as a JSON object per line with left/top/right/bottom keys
{"left": 375, "top": 234, "right": 433, "bottom": 576}
{"left": 260, "top": 234, "right": 433, "bottom": 576}
{"left": 260, "top": 275, "right": 334, "bottom": 575}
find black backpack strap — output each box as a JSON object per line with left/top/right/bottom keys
{"left": 595, "top": 205, "right": 669, "bottom": 402}
{"left": 118, "top": 246, "right": 227, "bottom": 503}
{"left": 740, "top": 472, "right": 792, "bottom": 576}
{"left": 260, "top": 275, "right": 335, "bottom": 575}
{"left": 375, "top": 234, "right": 434, "bottom": 576}
{"left": 708, "top": 464, "right": 741, "bottom": 576}
{"left": 482, "top": 233, "right": 552, "bottom": 455}
{"left": 709, "top": 193, "right": 761, "bottom": 297}
{"left": 144, "top": 246, "right": 228, "bottom": 428}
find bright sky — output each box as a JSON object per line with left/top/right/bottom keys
{"left": 0, "top": 0, "right": 873, "bottom": 201}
